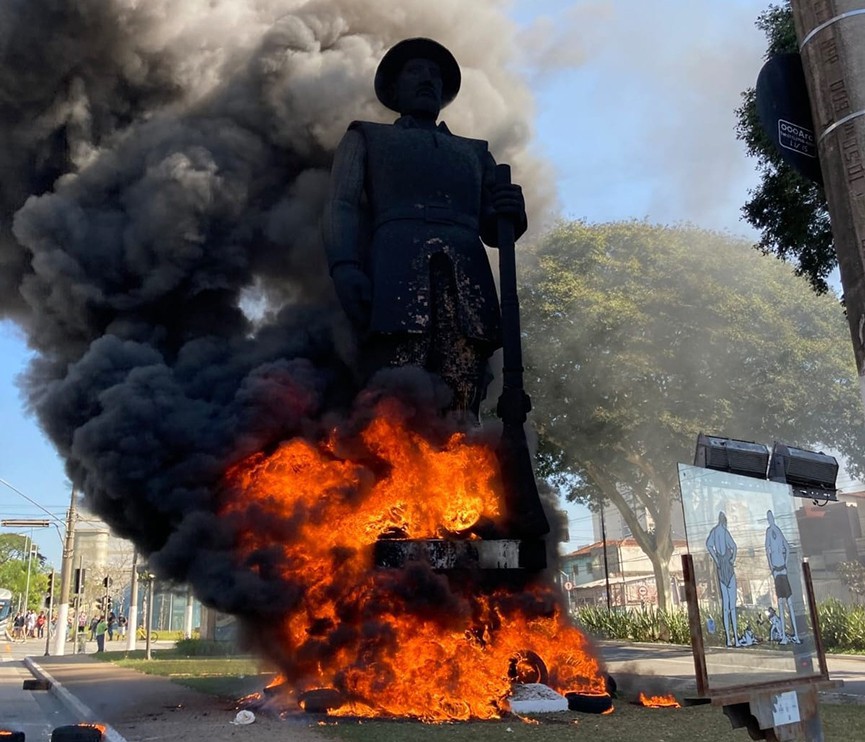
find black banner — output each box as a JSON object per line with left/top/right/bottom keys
{"left": 756, "top": 52, "right": 823, "bottom": 185}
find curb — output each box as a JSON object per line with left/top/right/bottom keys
{"left": 24, "top": 657, "right": 129, "bottom": 742}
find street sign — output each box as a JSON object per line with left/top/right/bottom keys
{"left": 564, "top": 581, "right": 574, "bottom": 591}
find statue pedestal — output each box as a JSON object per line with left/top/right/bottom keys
{"left": 373, "top": 538, "right": 546, "bottom": 570}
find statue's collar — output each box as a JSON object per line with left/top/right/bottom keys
{"left": 394, "top": 115, "right": 451, "bottom": 134}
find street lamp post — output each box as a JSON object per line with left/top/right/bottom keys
{"left": 137, "top": 566, "right": 156, "bottom": 660}
{"left": 44, "top": 570, "right": 55, "bottom": 656}
{"left": 23, "top": 533, "right": 36, "bottom": 614}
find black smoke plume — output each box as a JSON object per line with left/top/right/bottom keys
{"left": 1, "top": 1, "right": 575, "bottom": 705}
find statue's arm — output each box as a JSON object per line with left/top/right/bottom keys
{"left": 479, "top": 151, "right": 528, "bottom": 247}
{"left": 322, "top": 129, "right": 372, "bottom": 328}
{"left": 322, "top": 129, "right": 367, "bottom": 272}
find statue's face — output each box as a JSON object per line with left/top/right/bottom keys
{"left": 393, "top": 57, "right": 443, "bottom": 118}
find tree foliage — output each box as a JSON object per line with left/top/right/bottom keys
{"left": 0, "top": 533, "right": 50, "bottom": 611}
{"left": 837, "top": 561, "right": 865, "bottom": 598}
{"left": 0, "top": 533, "right": 30, "bottom": 565}
{"left": 735, "top": 1, "right": 835, "bottom": 293}
{"left": 521, "top": 220, "right": 865, "bottom": 607}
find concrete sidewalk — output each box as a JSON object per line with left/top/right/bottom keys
{"left": 23, "top": 653, "right": 325, "bottom": 741}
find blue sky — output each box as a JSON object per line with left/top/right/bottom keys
{"left": 1, "top": 0, "right": 778, "bottom": 564}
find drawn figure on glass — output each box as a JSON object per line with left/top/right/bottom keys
{"left": 765, "top": 509, "right": 801, "bottom": 645}
{"left": 706, "top": 511, "right": 741, "bottom": 647}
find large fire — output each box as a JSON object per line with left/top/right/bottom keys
{"left": 222, "top": 396, "right": 604, "bottom": 721}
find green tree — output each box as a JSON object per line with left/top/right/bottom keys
{"left": 0, "top": 533, "right": 30, "bottom": 564}
{"left": 0, "top": 533, "right": 50, "bottom": 612}
{"left": 735, "top": 1, "right": 835, "bottom": 293}
{"left": 836, "top": 561, "right": 865, "bottom": 600}
{"left": 521, "top": 220, "right": 865, "bottom": 609}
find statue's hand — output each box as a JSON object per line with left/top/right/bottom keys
{"left": 331, "top": 263, "right": 372, "bottom": 329}
{"left": 490, "top": 182, "right": 525, "bottom": 221}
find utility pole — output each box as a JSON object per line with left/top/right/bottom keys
{"left": 184, "top": 586, "right": 194, "bottom": 639}
{"left": 52, "top": 487, "right": 77, "bottom": 656}
{"left": 791, "top": 1, "right": 865, "bottom": 407}
{"left": 600, "top": 504, "right": 612, "bottom": 613}
{"left": 144, "top": 575, "right": 155, "bottom": 660}
{"left": 127, "top": 551, "right": 139, "bottom": 651}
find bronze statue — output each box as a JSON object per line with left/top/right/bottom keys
{"left": 323, "top": 37, "right": 526, "bottom": 419}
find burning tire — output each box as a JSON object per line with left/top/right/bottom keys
{"left": 509, "top": 649, "right": 549, "bottom": 685}
{"left": 298, "top": 688, "right": 344, "bottom": 714}
{"left": 50, "top": 725, "right": 104, "bottom": 741}
{"left": 565, "top": 691, "right": 614, "bottom": 714}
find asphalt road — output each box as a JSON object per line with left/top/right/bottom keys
{"left": 1, "top": 654, "right": 78, "bottom": 739}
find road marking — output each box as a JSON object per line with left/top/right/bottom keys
{"left": 24, "top": 657, "right": 130, "bottom": 742}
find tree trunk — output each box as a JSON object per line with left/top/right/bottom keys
{"left": 585, "top": 463, "right": 677, "bottom": 611}
{"left": 649, "top": 549, "right": 672, "bottom": 611}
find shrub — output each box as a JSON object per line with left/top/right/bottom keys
{"left": 818, "top": 599, "right": 848, "bottom": 650}
{"left": 174, "top": 638, "right": 239, "bottom": 656}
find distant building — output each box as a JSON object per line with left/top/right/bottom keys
{"left": 798, "top": 485, "right": 865, "bottom": 602}
{"left": 73, "top": 507, "right": 201, "bottom": 632}
{"left": 561, "top": 538, "right": 688, "bottom": 610}
{"left": 569, "top": 483, "right": 865, "bottom": 609}
{"left": 591, "top": 486, "right": 687, "bottom": 545}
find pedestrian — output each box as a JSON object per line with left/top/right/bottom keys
{"left": 77, "top": 611, "right": 88, "bottom": 643}
{"left": 118, "top": 615, "right": 127, "bottom": 638}
{"left": 12, "top": 612, "right": 25, "bottom": 642}
{"left": 25, "top": 609, "right": 36, "bottom": 638}
{"left": 94, "top": 615, "right": 108, "bottom": 652}
{"left": 89, "top": 615, "right": 99, "bottom": 640}
{"left": 107, "top": 611, "right": 116, "bottom": 641}
{"left": 36, "top": 611, "right": 46, "bottom": 638}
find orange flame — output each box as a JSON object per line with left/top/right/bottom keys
{"left": 222, "top": 397, "right": 604, "bottom": 720}
{"left": 638, "top": 692, "right": 681, "bottom": 708}
{"left": 265, "top": 675, "right": 286, "bottom": 690}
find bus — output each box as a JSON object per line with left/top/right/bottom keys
{"left": 0, "top": 588, "right": 12, "bottom": 636}
{"left": 0, "top": 588, "right": 12, "bottom": 621}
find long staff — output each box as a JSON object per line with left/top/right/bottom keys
{"left": 495, "top": 164, "right": 549, "bottom": 539}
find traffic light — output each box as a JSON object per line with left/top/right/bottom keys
{"left": 44, "top": 571, "right": 55, "bottom": 608}
{"left": 73, "top": 568, "right": 86, "bottom": 594}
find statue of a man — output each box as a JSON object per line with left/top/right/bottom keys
{"left": 323, "top": 37, "right": 526, "bottom": 418}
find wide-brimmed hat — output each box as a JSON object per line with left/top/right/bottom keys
{"left": 374, "top": 37, "right": 461, "bottom": 112}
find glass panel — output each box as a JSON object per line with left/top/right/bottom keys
{"left": 677, "top": 464, "right": 819, "bottom": 690}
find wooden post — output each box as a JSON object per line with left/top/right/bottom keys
{"left": 802, "top": 561, "right": 830, "bottom": 678}
{"left": 681, "top": 554, "right": 709, "bottom": 696}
